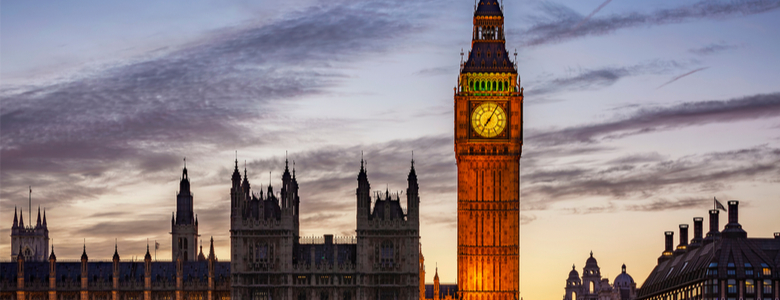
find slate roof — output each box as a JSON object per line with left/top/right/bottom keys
{"left": 475, "top": 0, "right": 503, "bottom": 17}
{"left": 370, "top": 193, "right": 405, "bottom": 221}
{"left": 638, "top": 234, "right": 780, "bottom": 298}
{"left": 461, "top": 42, "right": 516, "bottom": 74}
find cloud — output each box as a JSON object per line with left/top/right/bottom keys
{"left": 520, "top": 0, "right": 780, "bottom": 46}
{"left": 626, "top": 198, "right": 708, "bottom": 212}
{"left": 657, "top": 67, "right": 709, "bottom": 89}
{"left": 522, "top": 145, "right": 780, "bottom": 208}
{"left": 689, "top": 42, "right": 740, "bottom": 55}
{"left": 528, "top": 93, "right": 780, "bottom": 146}
{"left": 0, "top": 0, "right": 430, "bottom": 207}
{"left": 527, "top": 60, "right": 687, "bottom": 96}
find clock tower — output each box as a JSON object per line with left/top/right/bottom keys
{"left": 454, "top": 1, "right": 522, "bottom": 300}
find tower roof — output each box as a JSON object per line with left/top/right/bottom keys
{"left": 475, "top": 0, "right": 503, "bottom": 17}
{"left": 81, "top": 244, "right": 88, "bottom": 260}
{"left": 585, "top": 251, "right": 599, "bottom": 268}
{"left": 614, "top": 264, "right": 634, "bottom": 287}
{"left": 568, "top": 264, "right": 580, "bottom": 280}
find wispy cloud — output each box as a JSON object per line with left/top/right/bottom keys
{"left": 0, "top": 0, "right": 429, "bottom": 207}
{"left": 689, "top": 42, "right": 740, "bottom": 55}
{"left": 657, "top": 67, "right": 709, "bottom": 89}
{"left": 528, "top": 60, "right": 688, "bottom": 96}
{"left": 528, "top": 93, "right": 780, "bottom": 146}
{"left": 520, "top": 0, "right": 780, "bottom": 46}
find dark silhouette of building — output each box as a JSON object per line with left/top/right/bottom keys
{"left": 563, "top": 252, "right": 637, "bottom": 300}
{"left": 1, "top": 165, "right": 231, "bottom": 300}
{"left": 636, "top": 201, "right": 780, "bottom": 300}
{"left": 229, "top": 158, "right": 420, "bottom": 300}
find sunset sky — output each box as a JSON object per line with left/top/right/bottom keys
{"left": 2, "top": 0, "right": 780, "bottom": 299}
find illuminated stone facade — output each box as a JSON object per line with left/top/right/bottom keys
{"left": 454, "top": 1, "right": 523, "bottom": 300}
{"left": 229, "top": 158, "right": 420, "bottom": 300}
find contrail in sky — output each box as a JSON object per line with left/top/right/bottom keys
{"left": 571, "top": 0, "right": 614, "bottom": 32}
{"left": 657, "top": 67, "right": 710, "bottom": 89}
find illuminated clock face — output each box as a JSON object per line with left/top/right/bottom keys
{"left": 471, "top": 102, "right": 507, "bottom": 138}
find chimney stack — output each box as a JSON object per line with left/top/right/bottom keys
{"left": 688, "top": 217, "right": 704, "bottom": 250}
{"left": 703, "top": 210, "right": 720, "bottom": 244}
{"left": 658, "top": 231, "right": 674, "bottom": 263}
{"left": 722, "top": 201, "right": 747, "bottom": 238}
{"left": 727, "top": 201, "right": 739, "bottom": 225}
{"left": 774, "top": 232, "right": 779, "bottom": 239}
{"left": 675, "top": 224, "right": 689, "bottom": 255}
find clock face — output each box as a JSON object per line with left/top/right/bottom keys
{"left": 471, "top": 102, "right": 507, "bottom": 138}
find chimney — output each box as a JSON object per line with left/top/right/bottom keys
{"left": 688, "top": 217, "right": 704, "bottom": 250}
{"left": 703, "top": 210, "right": 720, "bottom": 244}
{"left": 722, "top": 200, "right": 747, "bottom": 238}
{"left": 675, "top": 224, "right": 688, "bottom": 255}
{"left": 774, "top": 233, "right": 779, "bottom": 239}
{"left": 727, "top": 201, "right": 739, "bottom": 225}
{"left": 658, "top": 231, "right": 674, "bottom": 263}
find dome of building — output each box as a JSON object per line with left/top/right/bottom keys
{"left": 585, "top": 251, "right": 598, "bottom": 267}
{"left": 614, "top": 264, "right": 634, "bottom": 288}
{"left": 568, "top": 265, "right": 580, "bottom": 280}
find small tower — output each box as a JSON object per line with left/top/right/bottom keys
{"left": 565, "top": 265, "right": 582, "bottom": 300}
{"left": 171, "top": 161, "right": 198, "bottom": 261}
{"left": 582, "top": 252, "right": 601, "bottom": 299}
{"left": 10, "top": 198, "right": 50, "bottom": 261}
{"left": 356, "top": 158, "right": 371, "bottom": 223}
{"left": 434, "top": 265, "right": 440, "bottom": 300}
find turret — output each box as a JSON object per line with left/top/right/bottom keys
{"left": 356, "top": 158, "right": 371, "bottom": 220}
{"left": 35, "top": 206, "right": 42, "bottom": 229}
{"left": 42, "top": 209, "right": 47, "bottom": 229}
{"left": 406, "top": 158, "right": 419, "bottom": 222}
{"left": 12, "top": 206, "right": 18, "bottom": 229}
{"left": 282, "top": 158, "right": 292, "bottom": 209}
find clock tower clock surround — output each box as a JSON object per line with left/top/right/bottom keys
{"left": 454, "top": 1, "right": 523, "bottom": 300}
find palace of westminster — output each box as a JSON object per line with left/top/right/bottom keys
{"left": 2, "top": 1, "right": 779, "bottom": 300}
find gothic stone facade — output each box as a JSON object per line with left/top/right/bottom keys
{"left": 230, "top": 159, "right": 420, "bottom": 300}
{"left": 454, "top": 1, "right": 523, "bottom": 300}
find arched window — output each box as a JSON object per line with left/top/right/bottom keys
{"left": 589, "top": 281, "right": 595, "bottom": 293}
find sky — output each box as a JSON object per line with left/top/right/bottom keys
{"left": 2, "top": 0, "right": 780, "bottom": 299}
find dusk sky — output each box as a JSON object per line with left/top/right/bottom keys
{"left": 2, "top": 0, "right": 780, "bottom": 299}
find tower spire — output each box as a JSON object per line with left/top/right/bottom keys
{"left": 12, "top": 206, "right": 18, "bottom": 229}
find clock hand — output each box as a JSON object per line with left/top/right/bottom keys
{"left": 484, "top": 105, "right": 499, "bottom": 127}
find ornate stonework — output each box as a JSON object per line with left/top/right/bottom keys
{"left": 455, "top": 1, "right": 523, "bottom": 299}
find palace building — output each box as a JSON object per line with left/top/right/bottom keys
{"left": 636, "top": 201, "right": 780, "bottom": 300}
{"left": 2, "top": 157, "right": 423, "bottom": 300}
{"left": 229, "top": 158, "right": 420, "bottom": 300}
{"left": 454, "top": 1, "right": 523, "bottom": 300}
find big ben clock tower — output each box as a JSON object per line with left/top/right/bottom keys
{"left": 455, "top": 1, "right": 522, "bottom": 300}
